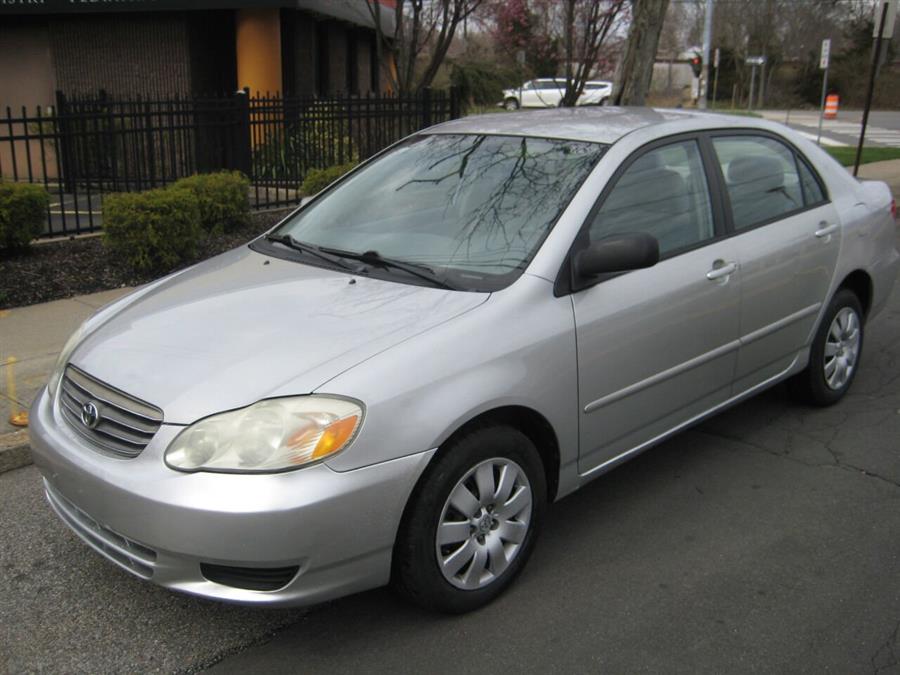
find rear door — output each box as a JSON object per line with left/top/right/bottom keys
{"left": 708, "top": 133, "right": 841, "bottom": 392}
{"left": 519, "top": 81, "right": 540, "bottom": 107}
{"left": 572, "top": 137, "right": 741, "bottom": 475}
{"left": 535, "top": 80, "right": 562, "bottom": 107}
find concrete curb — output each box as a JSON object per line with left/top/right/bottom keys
{"left": 0, "top": 429, "right": 32, "bottom": 474}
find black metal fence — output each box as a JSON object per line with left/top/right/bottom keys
{"left": 0, "top": 88, "right": 461, "bottom": 237}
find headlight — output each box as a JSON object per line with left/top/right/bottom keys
{"left": 165, "top": 396, "right": 364, "bottom": 473}
{"left": 47, "top": 322, "right": 89, "bottom": 398}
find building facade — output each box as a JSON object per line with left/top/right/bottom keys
{"left": 0, "top": 0, "right": 396, "bottom": 107}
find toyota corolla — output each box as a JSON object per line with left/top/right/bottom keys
{"left": 30, "top": 107, "right": 898, "bottom": 613}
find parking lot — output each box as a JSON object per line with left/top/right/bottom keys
{"left": 1, "top": 255, "right": 898, "bottom": 674}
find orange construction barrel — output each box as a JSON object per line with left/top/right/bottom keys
{"left": 824, "top": 94, "right": 839, "bottom": 119}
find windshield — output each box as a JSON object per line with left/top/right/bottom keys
{"left": 269, "top": 134, "right": 606, "bottom": 291}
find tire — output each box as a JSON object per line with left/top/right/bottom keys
{"left": 789, "top": 288, "right": 864, "bottom": 406}
{"left": 503, "top": 98, "right": 519, "bottom": 111}
{"left": 392, "top": 424, "right": 547, "bottom": 613}
{"left": 599, "top": 97, "right": 609, "bottom": 106}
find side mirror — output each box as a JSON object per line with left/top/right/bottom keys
{"left": 574, "top": 233, "right": 660, "bottom": 278}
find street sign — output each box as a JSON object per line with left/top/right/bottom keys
{"left": 820, "top": 39, "right": 831, "bottom": 69}
{"left": 873, "top": 0, "right": 897, "bottom": 38}
{"left": 746, "top": 56, "right": 767, "bottom": 66}
{"left": 714, "top": 48, "right": 720, "bottom": 69}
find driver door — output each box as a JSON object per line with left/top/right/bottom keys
{"left": 573, "top": 137, "right": 741, "bottom": 474}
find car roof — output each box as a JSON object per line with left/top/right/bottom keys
{"left": 427, "top": 106, "right": 772, "bottom": 146}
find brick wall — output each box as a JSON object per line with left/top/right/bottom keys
{"left": 49, "top": 13, "right": 192, "bottom": 97}
{"left": 284, "top": 11, "right": 317, "bottom": 96}
{"left": 326, "top": 21, "right": 348, "bottom": 95}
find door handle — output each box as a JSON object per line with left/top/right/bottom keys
{"left": 815, "top": 222, "right": 839, "bottom": 238}
{"left": 706, "top": 261, "right": 737, "bottom": 281}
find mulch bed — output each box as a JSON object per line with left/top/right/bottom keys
{"left": 0, "top": 210, "right": 290, "bottom": 310}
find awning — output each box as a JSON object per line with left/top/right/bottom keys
{"left": 2, "top": 0, "right": 396, "bottom": 33}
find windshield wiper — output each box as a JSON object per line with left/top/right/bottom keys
{"left": 265, "top": 233, "right": 354, "bottom": 271}
{"left": 318, "top": 246, "right": 459, "bottom": 291}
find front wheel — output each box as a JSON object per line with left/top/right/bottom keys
{"left": 790, "top": 288, "right": 864, "bottom": 406}
{"left": 503, "top": 98, "right": 520, "bottom": 111}
{"left": 392, "top": 425, "right": 546, "bottom": 613}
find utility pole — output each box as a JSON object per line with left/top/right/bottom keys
{"left": 853, "top": 0, "right": 895, "bottom": 176}
{"left": 699, "top": 0, "right": 713, "bottom": 109}
{"left": 816, "top": 38, "right": 831, "bottom": 146}
{"left": 712, "top": 47, "right": 720, "bottom": 108}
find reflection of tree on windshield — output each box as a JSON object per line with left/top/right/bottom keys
{"left": 282, "top": 133, "right": 604, "bottom": 290}
{"left": 393, "top": 135, "right": 601, "bottom": 273}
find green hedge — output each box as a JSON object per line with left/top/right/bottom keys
{"left": 300, "top": 162, "right": 357, "bottom": 196}
{"left": 103, "top": 188, "right": 203, "bottom": 274}
{"left": 171, "top": 171, "right": 250, "bottom": 233}
{"left": 0, "top": 182, "right": 50, "bottom": 251}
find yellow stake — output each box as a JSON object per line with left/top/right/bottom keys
{"left": 6, "top": 357, "right": 29, "bottom": 428}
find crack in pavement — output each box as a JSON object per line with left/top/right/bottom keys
{"left": 872, "top": 619, "right": 900, "bottom": 674}
{"left": 695, "top": 427, "right": 900, "bottom": 490}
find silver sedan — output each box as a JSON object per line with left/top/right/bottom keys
{"left": 30, "top": 108, "right": 898, "bottom": 613}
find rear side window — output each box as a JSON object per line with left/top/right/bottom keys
{"left": 798, "top": 159, "right": 826, "bottom": 205}
{"left": 589, "top": 140, "right": 715, "bottom": 256}
{"left": 712, "top": 136, "right": 804, "bottom": 230}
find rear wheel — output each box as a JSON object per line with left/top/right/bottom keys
{"left": 790, "top": 289, "right": 864, "bottom": 406}
{"left": 392, "top": 425, "right": 546, "bottom": 613}
{"left": 503, "top": 98, "right": 520, "bottom": 111}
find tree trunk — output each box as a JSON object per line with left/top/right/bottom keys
{"left": 613, "top": 0, "right": 670, "bottom": 106}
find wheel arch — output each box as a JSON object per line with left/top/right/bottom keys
{"left": 426, "top": 405, "right": 561, "bottom": 504}
{"left": 837, "top": 269, "right": 873, "bottom": 317}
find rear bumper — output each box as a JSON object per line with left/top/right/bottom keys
{"left": 29, "top": 386, "right": 434, "bottom": 607}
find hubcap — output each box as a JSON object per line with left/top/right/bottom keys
{"left": 435, "top": 458, "right": 533, "bottom": 590}
{"left": 824, "top": 307, "right": 860, "bottom": 391}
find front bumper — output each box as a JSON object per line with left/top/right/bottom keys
{"left": 29, "top": 386, "right": 434, "bottom": 607}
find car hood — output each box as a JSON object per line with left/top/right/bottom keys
{"left": 70, "top": 246, "right": 489, "bottom": 424}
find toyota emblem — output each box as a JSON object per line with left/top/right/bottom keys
{"left": 80, "top": 401, "right": 101, "bottom": 430}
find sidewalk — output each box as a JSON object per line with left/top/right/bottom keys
{"left": 857, "top": 159, "right": 900, "bottom": 197}
{"left": 1, "top": 160, "right": 898, "bottom": 464}
{"left": 0, "top": 288, "right": 132, "bottom": 437}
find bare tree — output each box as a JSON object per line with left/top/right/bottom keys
{"left": 612, "top": 0, "right": 670, "bottom": 105}
{"left": 560, "top": 0, "right": 627, "bottom": 106}
{"left": 367, "top": 0, "right": 484, "bottom": 95}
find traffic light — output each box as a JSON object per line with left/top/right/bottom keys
{"left": 690, "top": 54, "right": 703, "bottom": 78}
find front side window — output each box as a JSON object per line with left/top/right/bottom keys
{"left": 272, "top": 134, "right": 606, "bottom": 291}
{"left": 712, "top": 135, "right": 804, "bottom": 230}
{"left": 589, "top": 140, "right": 715, "bottom": 256}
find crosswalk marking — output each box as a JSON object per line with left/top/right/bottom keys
{"left": 763, "top": 112, "right": 900, "bottom": 148}
{"left": 801, "top": 121, "right": 900, "bottom": 148}
{"left": 795, "top": 130, "right": 847, "bottom": 147}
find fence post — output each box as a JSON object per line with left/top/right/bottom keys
{"left": 422, "top": 87, "right": 432, "bottom": 128}
{"left": 233, "top": 87, "right": 252, "bottom": 176}
{"left": 55, "top": 90, "right": 76, "bottom": 194}
{"left": 449, "top": 86, "right": 461, "bottom": 120}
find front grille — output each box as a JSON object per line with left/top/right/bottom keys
{"left": 200, "top": 563, "right": 300, "bottom": 591}
{"left": 59, "top": 365, "right": 163, "bottom": 458}
{"left": 44, "top": 480, "right": 158, "bottom": 579}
